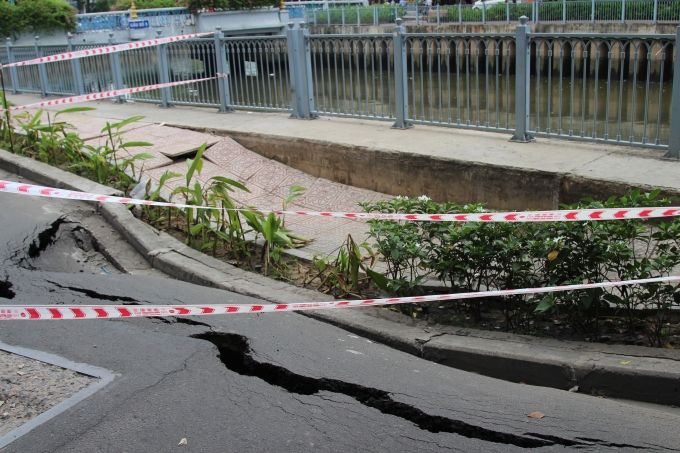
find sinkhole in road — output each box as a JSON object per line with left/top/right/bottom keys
{"left": 193, "top": 331, "right": 589, "bottom": 449}
{"left": 13, "top": 217, "right": 120, "bottom": 275}
{"left": 0, "top": 277, "right": 15, "bottom": 299}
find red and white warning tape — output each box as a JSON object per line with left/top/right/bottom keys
{"left": 2, "top": 32, "right": 214, "bottom": 69}
{"left": 0, "top": 75, "right": 226, "bottom": 113}
{"left": 1, "top": 180, "right": 680, "bottom": 223}
{"left": 1, "top": 275, "right": 678, "bottom": 320}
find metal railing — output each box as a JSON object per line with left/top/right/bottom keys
{"left": 307, "top": 6, "right": 404, "bottom": 26}
{"left": 530, "top": 33, "right": 674, "bottom": 146}
{"left": 388, "top": 0, "right": 680, "bottom": 25}
{"left": 4, "top": 19, "right": 680, "bottom": 159}
{"left": 310, "top": 35, "right": 396, "bottom": 119}
{"left": 76, "top": 7, "right": 194, "bottom": 33}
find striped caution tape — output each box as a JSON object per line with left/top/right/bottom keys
{"left": 2, "top": 32, "right": 215, "bottom": 69}
{"left": 1, "top": 180, "right": 680, "bottom": 223}
{"left": 0, "top": 75, "right": 226, "bottom": 113}
{"left": 1, "top": 275, "right": 678, "bottom": 320}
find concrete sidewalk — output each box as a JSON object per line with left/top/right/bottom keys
{"left": 7, "top": 92, "right": 678, "bottom": 202}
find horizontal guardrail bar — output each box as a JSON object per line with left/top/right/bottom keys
{"left": 221, "top": 35, "right": 288, "bottom": 42}
{"left": 309, "top": 34, "right": 393, "bottom": 38}
{"left": 529, "top": 33, "right": 676, "bottom": 39}
{"left": 407, "top": 33, "right": 518, "bottom": 38}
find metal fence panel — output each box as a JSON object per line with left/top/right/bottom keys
{"left": 224, "top": 37, "right": 292, "bottom": 112}
{"left": 121, "top": 46, "right": 162, "bottom": 103}
{"left": 12, "top": 47, "right": 41, "bottom": 94}
{"left": 76, "top": 45, "right": 115, "bottom": 94}
{"left": 530, "top": 34, "right": 673, "bottom": 148}
{"left": 166, "top": 39, "right": 220, "bottom": 107}
{"left": 41, "top": 46, "right": 77, "bottom": 96}
{"left": 310, "top": 35, "right": 395, "bottom": 120}
{"left": 405, "top": 35, "right": 516, "bottom": 132}
{"left": 658, "top": 0, "right": 680, "bottom": 21}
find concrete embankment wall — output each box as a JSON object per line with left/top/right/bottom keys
{"left": 310, "top": 22, "right": 679, "bottom": 36}
{"left": 210, "top": 130, "right": 677, "bottom": 211}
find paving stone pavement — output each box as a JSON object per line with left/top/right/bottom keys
{"left": 18, "top": 109, "right": 393, "bottom": 260}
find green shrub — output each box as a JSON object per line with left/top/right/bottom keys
{"left": 0, "top": 0, "right": 77, "bottom": 38}
{"left": 187, "top": 0, "right": 278, "bottom": 13}
{"left": 361, "top": 191, "right": 680, "bottom": 345}
{"left": 116, "top": 0, "right": 187, "bottom": 9}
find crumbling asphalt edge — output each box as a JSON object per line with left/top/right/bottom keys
{"left": 1, "top": 148, "right": 678, "bottom": 407}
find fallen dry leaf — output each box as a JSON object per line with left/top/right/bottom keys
{"left": 16, "top": 371, "right": 25, "bottom": 376}
{"left": 178, "top": 438, "right": 187, "bottom": 446}
{"left": 527, "top": 411, "right": 545, "bottom": 419}
{"left": 619, "top": 360, "right": 631, "bottom": 365}
{"left": 547, "top": 251, "right": 559, "bottom": 261}
{"left": 664, "top": 343, "right": 675, "bottom": 349}
{"left": 518, "top": 382, "right": 526, "bottom": 385}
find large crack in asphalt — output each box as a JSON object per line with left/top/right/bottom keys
{"left": 193, "top": 331, "right": 654, "bottom": 450}
{"left": 45, "top": 281, "right": 139, "bottom": 303}
{"left": 0, "top": 276, "right": 15, "bottom": 299}
{"left": 27, "top": 217, "right": 68, "bottom": 260}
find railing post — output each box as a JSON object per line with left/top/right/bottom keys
{"left": 213, "top": 27, "right": 233, "bottom": 113}
{"left": 653, "top": 0, "right": 658, "bottom": 23}
{"left": 591, "top": 0, "right": 595, "bottom": 23}
{"left": 313, "top": 7, "right": 317, "bottom": 26}
{"left": 285, "top": 24, "right": 300, "bottom": 118}
{"left": 392, "top": 18, "right": 411, "bottom": 130}
{"left": 459, "top": 2, "right": 462, "bottom": 24}
{"left": 562, "top": 0, "right": 566, "bottom": 23}
{"left": 155, "top": 30, "right": 173, "bottom": 109}
{"left": 5, "top": 38, "right": 19, "bottom": 95}
{"left": 507, "top": 1, "right": 510, "bottom": 23}
{"left": 328, "top": 6, "right": 332, "bottom": 25}
{"left": 482, "top": 3, "right": 485, "bottom": 24}
{"left": 510, "top": 16, "right": 533, "bottom": 143}
{"left": 287, "top": 22, "right": 317, "bottom": 119}
{"left": 621, "top": 0, "right": 626, "bottom": 23}
{"left": 536, "top": 0, "right": 540, "bottom": 24}
{"left": 67, "top": 33, "right": 85, "bottom": 95}
{"left": 107, "top": 33, "right": 126, "bottom": 103}
{"left": 663, "top": 26, "right": 680, "bottom": 159}
{"left": 374, "top": 6, "right": 378, "bottom": 26}
{"left": 416, "top": 2, "right": 420, "bottom": 25}
{"left": 342, "top": 7, "right": 345, "bottom": 25}
{"left": 34, "top": 36, "right": 50, "bottom": 97}
{"left": 358, "top": 5, "right": 361, "bottom": 26}
{"left": 437, "top": 5, "right": 441, "bottom": 25}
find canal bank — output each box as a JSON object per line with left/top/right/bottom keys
{"left": 310, "top": 21, "right": 680, "bottom": 41}
{"left": 6, "top": 92, "right": 679, "bottom": 211}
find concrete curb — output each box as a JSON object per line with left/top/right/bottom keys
{"left": 1, "top": 149, "right": 679, "bottom": 407}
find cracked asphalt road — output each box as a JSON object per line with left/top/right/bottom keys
{"left": 1, "top": 169, "right": 679, "bottom": 452}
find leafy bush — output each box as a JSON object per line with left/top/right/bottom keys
{"left": 361, "top": 192, "right": 680, "bottom": 346}
{"left": 187, "top": 0, "right": 279, "bottom": 13}
{"left": 115, "top": 0, "right": 187, "bottom": 10}
{"left": 0, "top": 0, "right": 78, "bottom": 38}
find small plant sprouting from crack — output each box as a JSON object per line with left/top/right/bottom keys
{"left": 194, "top": 332, "right": 615, "bottom": 449}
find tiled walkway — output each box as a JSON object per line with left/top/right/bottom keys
{"left": 28, "top": 110, "right": 392, "bottom": 258}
